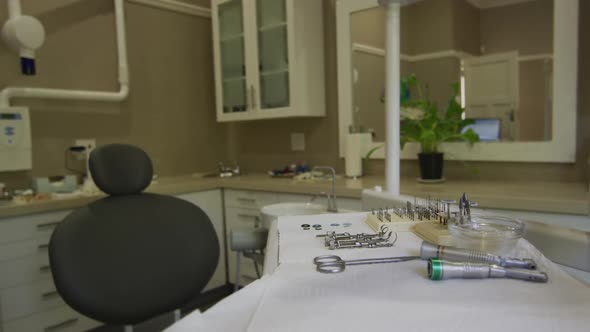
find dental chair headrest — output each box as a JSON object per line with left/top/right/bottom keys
{"left": 89, "top": 144, "right": 153, "bottom": 196}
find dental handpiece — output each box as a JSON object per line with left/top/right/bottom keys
{"left": 428, "top": 259, "right": 548, "bottom": 282}
{"left": 420, "top": 241, "right": 537, "bottom": 270}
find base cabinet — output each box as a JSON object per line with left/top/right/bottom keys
{"left": 0, "top": 187, "right": 362, "bottom": 329}
{"left": 0, "top": 189, "right": 226, "bottom": 332}
{"left": 224, "top": 189, "right": 361, "bottom": 286}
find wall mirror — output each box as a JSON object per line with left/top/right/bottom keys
{"left": 337, "top": 0, "right": 578, "bottom": 162}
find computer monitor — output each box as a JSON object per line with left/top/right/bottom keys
{"left": 462, "top": 118, "right": 501, "bottom": 141}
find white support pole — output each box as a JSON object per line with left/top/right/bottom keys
{"left": 384, "top": 2, "right": 401, "bottom": 195}
{"left": 7, "top": 0, "right": 22, "bottom": 18}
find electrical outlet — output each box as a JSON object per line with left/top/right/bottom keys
{"left": 291, "top": 133, "right": 305, "bottom": 151}
{"left": 75, "top": 139, "right": 96, "bottom": 152}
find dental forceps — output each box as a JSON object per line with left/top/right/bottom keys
{"left": 313, "top": 255, "right": 421, "bottom": 273}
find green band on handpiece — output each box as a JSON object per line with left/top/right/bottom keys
{"left": 429, "top": 259, "right": 443, "bottom": 280}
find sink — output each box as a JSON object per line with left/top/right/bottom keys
{"left": 262, "top": 202, "right": 327, "bottom": 218}
{"left": 260, "top": 202, "right": 353, "bottom": 228}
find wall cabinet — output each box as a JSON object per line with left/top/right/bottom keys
{"left": 212, "top": 0, "right": 325, "bottom": 122}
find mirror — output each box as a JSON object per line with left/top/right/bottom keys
{"left": 337, "top": 0, "right": 578, "bottom": 162}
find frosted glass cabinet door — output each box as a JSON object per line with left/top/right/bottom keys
{"left": 256, "top": 0, "right": 290, "bottom": 109}
{"left": 218, "top": 0, "right": 248, "bottom": 113}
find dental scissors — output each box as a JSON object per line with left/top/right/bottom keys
{"left": 313, "top": 255, "right": 421, "bottom": 273}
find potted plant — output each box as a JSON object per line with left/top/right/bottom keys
{"left": 400, "top": 75, "right": 479, "bottom": 180}
{"left": 367, "top": 75, "right": 480, "bottom": 180}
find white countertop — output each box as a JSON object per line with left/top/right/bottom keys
{"left": 0, "top": 174, "right": 588, "bottom": 218}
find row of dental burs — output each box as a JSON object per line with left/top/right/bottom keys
{"left": 317, "top": 225, "right": 396, "bottom": 250}
{"left": 370, "top": 196, "right": 461, "bottom": 225}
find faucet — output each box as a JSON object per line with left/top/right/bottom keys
{"left": 312, "top": 166, "right": 338, "bottom": 213}
{"left": 218, "top": 161, "right": 241, "bottom": 178}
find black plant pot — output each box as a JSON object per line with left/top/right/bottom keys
{"left": 418, "top": 153, "right": 444, "bottom": 180}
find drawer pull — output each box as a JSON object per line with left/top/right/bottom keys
{"left": 38, "top": 243, "right": 49, "bottom": 250}
{"left": 37, "top": 221, "right": 61, "bottom": 230}
{"left": 237, "top": 198, "right": 256, "bottom": 203}
{"left": 40, "top": 265, "right": 51, "bottom": 273}
{"left": 41, "top": 290, "right": 60, "bottom": 301}
{"left": 44, "top": 318, "right": 78, "bottom": 332}
{"left": 237, "top": 214, "right": 259, "bottom": 219}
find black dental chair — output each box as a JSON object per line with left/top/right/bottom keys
{"left": 49, "top": 144, "right": 219, "bottom": 331}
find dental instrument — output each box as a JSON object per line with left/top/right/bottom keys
{"left": 313, "top": 255, "right": 420, "bottom": 273}
{"left": 428, "top": 259, "right": 548, "bottom": 282}
{"left": 420, "top": 241, "right": 537, "bottom": 270}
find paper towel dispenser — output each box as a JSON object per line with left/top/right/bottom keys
{"left": 0, "top": 106, "right": 32, "bottom": 171}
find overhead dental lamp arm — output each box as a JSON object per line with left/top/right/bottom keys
{"left": 2, "top": 0, "right": 46, "bottom": 75}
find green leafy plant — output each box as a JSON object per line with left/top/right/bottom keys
{"left": 366, "top": 75, "right": 479, "bottom": 158}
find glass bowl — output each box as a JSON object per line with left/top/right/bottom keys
{"left": 448, "top": 215, "right": 525, "bottom": 255}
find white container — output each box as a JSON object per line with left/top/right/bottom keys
{"left": 344, "top": 133, "right": 371, "bottom": 178}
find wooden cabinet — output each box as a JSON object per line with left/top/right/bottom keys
{"left": 212, "top": 0, "right": 325, "bottom": 122}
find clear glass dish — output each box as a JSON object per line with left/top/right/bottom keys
{"left": 448, "top": 215, "right": 525, "bottom": 255}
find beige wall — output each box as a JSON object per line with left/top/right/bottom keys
{"left": 403, "top": 0, "right": 454, "bottom": 55}
{"left": 519, "top": 60, "right": 551, "bottom": 141}
{"left": 480, "top": 0, "right": 553, "bottom": 55}
{"left": 351, "top": 6, "right": 385, "bottom": 50}
{"left": 0, "top": 0, "right": 226, "bottom": 188}
{"left": 452, "top": 0, "right": 480, "bottom": 55}
{"left": 479, "top": 0, "right": 553, "bottom": 142}
{"left": 0, "top": 0, "right": 587, "bottom": 190}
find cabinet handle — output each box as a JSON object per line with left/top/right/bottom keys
{"left": 38, "top": 243, "right": 49, "bottom": 250}
{"left": 237, "top": 214, "right": 259, "bottom": 219}
{"left": 41, "top": 290, "right": 60, "bottom": 301}
{"left": 39, "top": 265, "right": 51, "bottom": 273}
{"left": 44, "top": 318, "right": 78, "bottom": 332}
{"left": 250, "top": 85, "right": 256, "bottom": 109}
{"left": 37, "top": 221, "right": 61, "bottom": 230}
{"left": 237, "top": 197, "right": 256, "bottom": 203}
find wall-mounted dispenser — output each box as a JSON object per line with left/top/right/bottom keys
{"left": 1, "top": 0, "right": 46, "bottom": 75}
{"left": 0, "top": 107, "right": 32, "bottom": 171}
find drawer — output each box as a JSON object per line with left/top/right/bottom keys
{"left": 1, "top": 279, "right": 64, "bottom": 322}
{"left": 0, "top": 211, "right": 70, "bottom": 246}
{"left": 0, "top": 238, "right": 51, "bottom": 262}
{"left": 224, "top": 190, "right": 279, "bottom": 209}
{"left": 225, "top": 207, "right": 263, "bottom": 231}
{"left": 3, "top": 305, "right": 100, "bottom": 332}
{"left": 0, "top": 252, "right": 51, "bottom": 289}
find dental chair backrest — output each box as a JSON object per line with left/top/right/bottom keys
{"left": 49, "top": 144, "right": 220, "bottom": 326}
{"left": 361, "top": 189, "right": 590, "bottom": 273}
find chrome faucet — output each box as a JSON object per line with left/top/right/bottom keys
{"left": 312, "top": 166, "right": 338, "bottom": 213}
{"left": 218, "top": 161, "right": 241, "bottom": 178}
